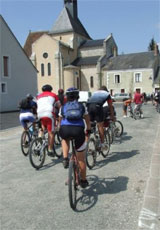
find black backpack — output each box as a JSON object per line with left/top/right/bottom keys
{"left": 19, "top": 98, "right": 31, "bottom": 110}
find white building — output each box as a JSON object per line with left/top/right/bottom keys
{"left": 0, "top": 15, "right": 38, "bottom": 112}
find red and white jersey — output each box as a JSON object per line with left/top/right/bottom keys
{"left": 37, "top": 92, "right": 59, "bottom": 119}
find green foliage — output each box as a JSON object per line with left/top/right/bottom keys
{"left": 148, "top": 38, "right": 156, "bottom": 51}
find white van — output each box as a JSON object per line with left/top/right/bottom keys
{"left": 78, "top": 91, "right": 92, "bottom": 103}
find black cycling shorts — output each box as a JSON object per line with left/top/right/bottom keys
{"left": 59, "top": 125, "right": 85, "bottom": 151}
{"left": 87, "top": 103, "right": 104, "bottom": 123}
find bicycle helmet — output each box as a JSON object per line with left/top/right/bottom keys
{"left": 42, "top": 84, "right": 53, "bottom": 92}
{"left": 66, "top": 87, "right": 79, "bottom": 100}
{"left": 26, "top": 94, "right": 33, "bottom": 100}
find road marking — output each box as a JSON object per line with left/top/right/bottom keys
{"left": 138, "top": 208, "right": 157, "bottom": 229}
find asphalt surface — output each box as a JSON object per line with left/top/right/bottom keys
{"left": 0, "top": 103, "right": 160, "bottom": 230}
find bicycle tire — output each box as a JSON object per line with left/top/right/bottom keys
{"left": 101, "top": 130, "right": 110, "bottom": 158}
{"left": 114, "top": 120, "right": 124, "bottom": 137}
{"left": 20, "top": 131, "right": 31, "bottom": 156}
{"left": 53, "top": 144, "right": 62, "bottom": 158}
{"left": 85, "top": 138, "right": 96, "bottom": 169}
{"left": 54, "top": 131, "right": 61, "bottom": 146}
{"left": 68, "top": 160, "right": 77, "bottom": 210}
{"left": 108, "top": 126, "right": 114, "bottom": 144}
{"left": 29, "top": 137, "right": 46, "bottom": 169}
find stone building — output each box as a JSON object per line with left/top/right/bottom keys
{"left": 24, "top": 0, "right": 160, "bottom": 95}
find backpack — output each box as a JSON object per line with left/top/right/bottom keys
{"left": 19, "top": 98, "right": 31, "bottom": 110}
{"left": 62, "top": 100, "right": 85, "bottom": 120}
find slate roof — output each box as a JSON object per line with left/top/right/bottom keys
{"left": 103, "top": 51, "right": 156, "bottom": 70}
{"left": 79, "top": 39, "right": 104, "bottom": 48}
{"left": 71, "top": 56, "right": 101, "bottom": 66}
{"left": 50, "top": 7, "right": 91, "bottom": 39}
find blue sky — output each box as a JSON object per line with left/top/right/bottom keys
{"left": 0, "top": 0, "right": 160, "bottom": 54}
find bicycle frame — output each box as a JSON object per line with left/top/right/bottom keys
{"left": 70, "top": 139, "right": 81, "bottom": 186}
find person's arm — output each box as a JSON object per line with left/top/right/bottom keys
{"left": 84, "top": 114, "right": 91, "bottom": 131}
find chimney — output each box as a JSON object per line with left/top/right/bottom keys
{"left": 64, "top": 0, "right": 78, "bottom": 19}
{"left": 154, "top": 43, "right": 159, "bottom": 56}
{"left": 113, "top": 46, "right": 117, "bottom": 57}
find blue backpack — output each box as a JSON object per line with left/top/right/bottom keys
{"left": 62, "top": 100, "right": 85, "bottom": 120}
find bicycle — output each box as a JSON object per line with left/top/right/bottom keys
{"left": 29, "top": 131, "right": 62, "bottom": 169}
{"left": 68, "top": 138, "right": 85, "bottom": 210}
{"left": 85, "top": 121, "right": 110, "bottom": 169}
{"left": 133, "top": 104, "right": 143, "bottom": 119}
{"left": 20, "top": 120, "right": 40, "bottom": 156}
{"left": 104, "top": 118, "right": 123, "bottom": 144}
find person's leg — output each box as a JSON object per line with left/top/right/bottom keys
{"left": 75, "top": 130, "right": 88, "bottom": 188}
{"left": 48, "top": 131, "right": 54, "bottom": 151}
{"left": 76, "top": 151, "right": 86, "bottom": 180}
{"left": 59, "top": 126, "right": 70, "bottom": 168}
{"left": 61, "top": 139, "right": 70, "bottom": 158}
{"left": 97, "top": 122, "right": 104, "bottom": 143}
{"left": 123, "top": 105, "right": 127, "bottom": 117}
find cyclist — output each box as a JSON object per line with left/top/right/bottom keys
{"left": 87, "top": 85, "right": 115, "bottom": 150}
{"left": 123, "top": 97, "right": 132, "bottom": 117}
{"left": 154, "top": 90, "right": 160, "bottom": 109}
{"left": 54, "top": 89, "right": 67, "bottom": 122}
{"left": 59, "top": 87, "right": 91, "bottom": 188}
{"left": 36, "top": 84, "right": 61, "bottom": 156}
{"left": 133, "top": 90, "right": 144, "bottom": 118}
{"left": 19, "top": 94, "right": 37, "bottom": 130}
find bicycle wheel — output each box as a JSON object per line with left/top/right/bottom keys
{"left": 101, "top": 130, "right": 110, "bottom": 158}
{"left": 29, "top": 137, "right": 46, "bottom": 169}
{"left": 68, "top": 160, "right": 77, "bottom": 210}
{"left": 54, "top": 131, "right": 61, "bottom": 146}
{"left": 20, "top": 131, "right": 31, "bottom": 156}
{"left": 85, "top": 138, "right": 96, "bottom": 169}
{"left": 108, "top": 125, "right": 114, "bottom": 144}
{"left": 114, "top": 120, "right": 124, "bottom": 137}
{"left": 53, "top": 144, "right": 62, "bottom": 158}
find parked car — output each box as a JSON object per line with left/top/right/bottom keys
{"left": 112, "top": 93, "right": 130, "bottom": 102}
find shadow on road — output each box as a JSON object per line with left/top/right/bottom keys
{"left": 92, "top": 149, "right": 140, "bottom": 170}
{"left": 75, "top": 175, "right": 129, "bottom": 212}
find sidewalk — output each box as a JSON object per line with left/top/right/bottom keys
{"left": 138, "top": 118, "right": 160, "bottom": 229}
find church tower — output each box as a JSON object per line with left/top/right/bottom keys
{"left": 64, "top": 0, "right": 78, "bottom": 19}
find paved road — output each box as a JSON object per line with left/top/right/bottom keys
{"left": 0, "top": 103, "right": 160, "bottom": 230}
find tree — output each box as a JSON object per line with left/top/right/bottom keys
{"left": 148, "top": 38, "right": 156, "bottom": 51}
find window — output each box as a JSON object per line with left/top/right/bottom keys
{"left": 48, "top": 63, "right": 51, "bottom": 76}
{"left": 1, "top": 83, "right": 7, "bottom": 93}
{"left": 115, "top": 74, "right": 120, "bottom": 83}
{"left": 3, "top": 56, "right": 9, "bottom": 76}
{"left": 43, "top": 53, "right": 48, "bottom": 59}
{"left": 135, "top": 73, "right": 142, "bottom": 82}
{"left": 41, "top": 64, "right": 44, "bottom": 76}
{"left": 90, "top": 76, "right": 94, "bottom": 88}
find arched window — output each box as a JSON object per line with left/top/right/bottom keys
{"left": 90, "top": 76, "right": 94, "bottom": 88}
{"left": 41, "top": 64, "right": 44, "bottom": 76}
{"left": 48, "top": 63, "right": 51, "bottom": 76}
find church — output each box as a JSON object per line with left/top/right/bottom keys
{"left": 24, "top": 0, "right": 160, "bottom": 95}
